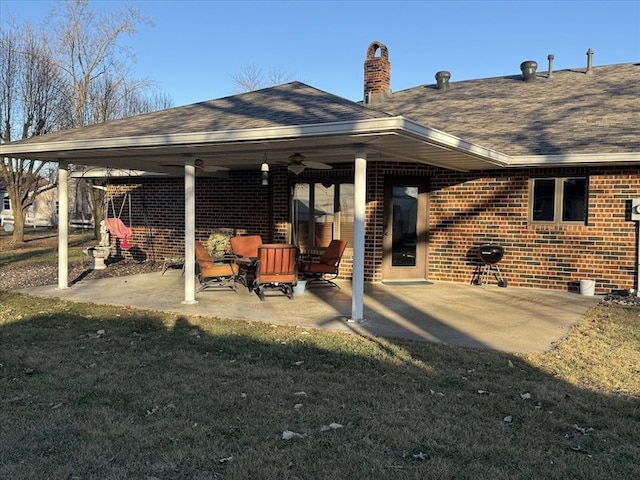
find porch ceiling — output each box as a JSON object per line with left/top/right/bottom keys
{"left": 0, "top": 117, "right": 510, "bottom": 174}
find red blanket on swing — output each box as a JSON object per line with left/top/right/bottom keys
{"left": 103, "top": 218, "right": 132, "bottom": 250}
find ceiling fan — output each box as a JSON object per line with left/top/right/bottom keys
{"left": 285, "top": 153, "right": 332, "bottom": 174}
{"left": 159, "top": 158, "right": 230, "bottom": 177}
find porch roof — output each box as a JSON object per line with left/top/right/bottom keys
{"left": 3, "top": 73, "right": 639, "bottom": 173}
{"left": 0, "top": 82, "right": 508, "bottom": 173}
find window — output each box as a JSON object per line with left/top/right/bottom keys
{"left": 531, "top": 177, "right": 587, "bottom": 223}
{"left": 2, "top": 195, "right": 10, "bottom": 211}
{"left": 292, "top": 180, "right": 353, "bottom": 247}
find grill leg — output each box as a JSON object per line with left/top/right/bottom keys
{"left": 494, "top": 265, "right": 508, "bottom": 287}
{"left": 472, "top": 264, "right": 483, "bottom": 285}
{"left": 480, "top": 263, "right": 508, "bottom": 288}
{"left": 482, "top": 263, "right": 490, "bottom": 288}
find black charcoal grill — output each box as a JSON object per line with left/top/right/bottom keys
{"left": 477, "top": 244, "right": 507, "bottom": 287}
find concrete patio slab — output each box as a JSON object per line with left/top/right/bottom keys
{"left": 18, "top": 271, "right": 601, "bottom": 354}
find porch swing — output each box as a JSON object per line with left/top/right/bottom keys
{"left": 103, "top": 191, "right": 133, "bottom": 250}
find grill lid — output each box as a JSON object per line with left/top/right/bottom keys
{"left": 479, "top": 244, "right": 505, "bottom": 264}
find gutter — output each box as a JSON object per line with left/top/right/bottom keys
{"left": 0, "top": 117, "right": 415, "bottom": 155}
{"left": 508, "top": 152, "right": 640, "bottom": 167}
{"left": 2, "top": 117, "right": 638, "bottom": 169}
{"left": 0, "top": 117, "right": 509, "bottom": 167}
{"left": 398, "top": 117, "right": 511, "bottom": 167}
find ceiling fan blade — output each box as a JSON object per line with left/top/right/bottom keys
{"left": 200, "top": 169, "right": 230, "bottom": 178}
{"left": 159, "top": 162, "right": 228, "bottom": 172}
{"left": 303, "top": 160, "right": 332, "bottom": 170}
{"left": 200, "top": 165, "right": 230, "bottom": 172}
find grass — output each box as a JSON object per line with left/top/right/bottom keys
{"left": 0, "top": 228, "right": 95, "bottom": 267}
{"left": 1, "top": 233, "right": 639, "bottom": 479}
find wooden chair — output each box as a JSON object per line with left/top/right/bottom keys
{"left": 253, "top": 244, "right": 299, "bottom": 301}
{"left": 194, "top": 240, "right": 238, "bottom": 292}
{"left": 299, "top": 239, "right": 347, "bottom": 288}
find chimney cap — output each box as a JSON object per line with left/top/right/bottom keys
{"left": 366, "top": 41, "right": 389, "bottom": 60}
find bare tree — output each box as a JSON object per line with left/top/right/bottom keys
{"left": 0, "top": 24, "right": 62, "bottom": 242}
{"left": 1, "top": 0, "right": 173, "bottom": 242}
{"left": 51, "top": 1, "right": 171, "bottom": 240}
{"left": 87, "top": 75, "right": 173, "bottom": 123}
{"left": 267, "top": 65, "right": 297, "bottom": 87}
{"left": 232, "top": 62, "right": 296, "bottom": 93}
{"left": 52, "top": 0, "right": 151, "bottom": 128}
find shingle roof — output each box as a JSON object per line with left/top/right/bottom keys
{"left": 6, "top": 64, "right": 638, "bottom": 165}
{"left": 376, "top": 63, "right": 639, "bottom": 156}
{"left": 14, "top": 82, "right": 392, "bottom": 145}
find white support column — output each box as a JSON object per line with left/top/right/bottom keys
{"left": 57, "top": 161, "right": 69, "bottom": 290}
{"left": 183, "top": 159, "right": 197, "bottom": 304}
{"left": 351, "top": 146, "right": 367, "bottom": 322}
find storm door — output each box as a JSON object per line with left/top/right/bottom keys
{"left": 382, "top": 177, "right": 428, "bottom": 280}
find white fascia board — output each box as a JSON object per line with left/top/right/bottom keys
{"left": 0, "top": 117, "right": 507, "bottom": 166}
{"left": 508, "top": 152, "right": 640, "bottom": 166}
{"left": 397, "top": 117, "right": 512, "bottom": 167}
{"left": 0, "top": 118, "right": 406, "bottom": 155}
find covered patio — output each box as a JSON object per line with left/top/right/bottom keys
{"left": 0, "top": 83, "right": 512, "bottom": 323}
{"left": 18, "top": 270, "right": 600, "bottom": 354}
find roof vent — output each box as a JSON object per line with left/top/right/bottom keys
{"left": 547, "top": 54, "right": 554, "bottom": 78}
{"left": 435, "top": 71, "right": 451, "bottom": 90}
{"left": 520, "top": 61, "right": 538, "bottom": 81}
{"left": 586, "top": 48, "right": 594, "bottom": 74}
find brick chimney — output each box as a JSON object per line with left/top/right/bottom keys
{"left": 364, "top": 41, "right": 391, "bottom": 105}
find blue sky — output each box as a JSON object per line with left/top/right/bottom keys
{"left": 1, "top": 0, "right": 639, "bottom": 107}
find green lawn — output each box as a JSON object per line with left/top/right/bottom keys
{"left": 1, "top": 289, "right": 638, "bottom": 479}
{"left": 1, "top": 229, "right": 639, "bottom": 478}
{"left": 0, "top": 228, "right": 94, "bottom": 267}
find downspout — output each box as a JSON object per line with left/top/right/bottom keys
{"left": 632, "top": 198, "right": 640, "bottom": 297}
{"left": 57, "top": 160, "right": 69, "bottom": 289}
{"left": 351, "top": 146, "right": 367, "bottom": 322}
{"left": 183, "top": 158, "right": 197, "bottom": 304}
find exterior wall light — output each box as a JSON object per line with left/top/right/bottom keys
{"left": 261, "top": 159, "right": 269, "bottom": 186}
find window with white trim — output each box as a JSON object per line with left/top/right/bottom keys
{"left": 531, "top": 177, "right": 587, "bottom": 223}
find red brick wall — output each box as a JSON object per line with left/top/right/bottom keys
{"left": 106, "top": 163, "right": 639, "bottom": 294}
{"left": 106, "top": 169, "right": 277, "bottom": 262}
{"left": 361, "top": 162, "right": 638, "bottom": 293}
{"left": 422, "top": 165, "right": 639, "bottom": 294}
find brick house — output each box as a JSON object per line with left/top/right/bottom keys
{"left": 1, "top": 41, "right": 638, "bottom": 315}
